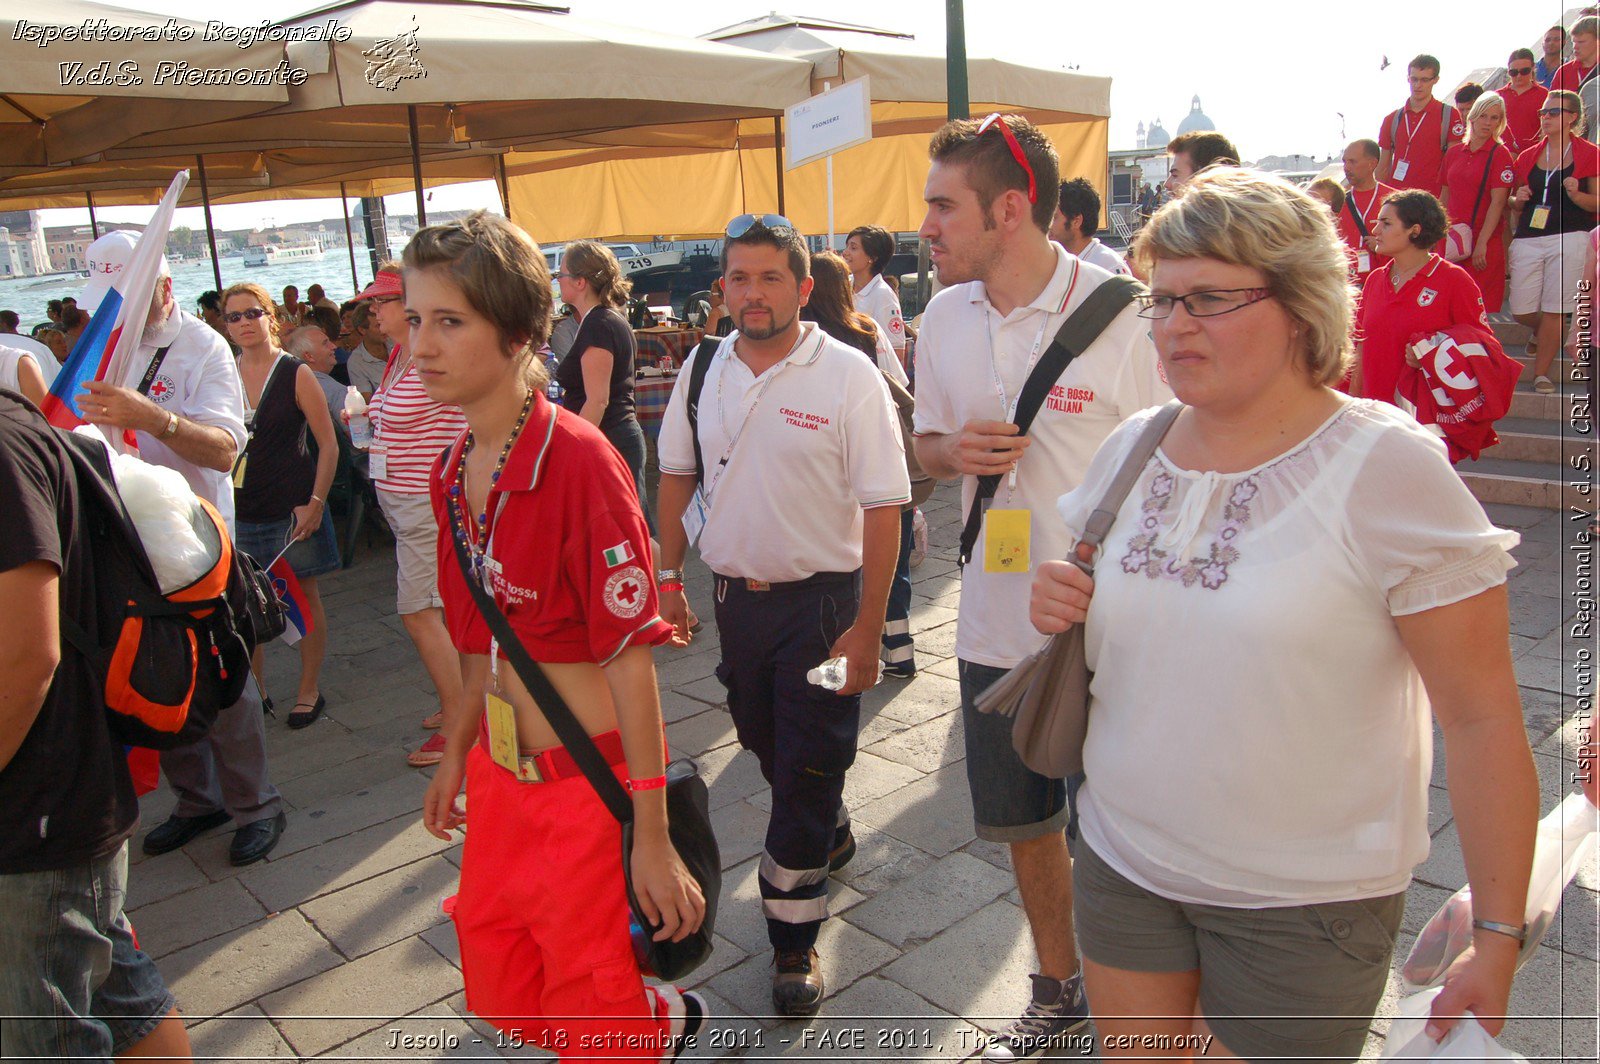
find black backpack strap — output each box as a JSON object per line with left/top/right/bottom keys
{"left": 443, "top": 489, "right": 635, "bottom": 824}
{"left": 957, "top": 274, "right": 1145, "bottom": 568}
{"left": 686, "top": 337, "right": 718, "bottom": 488}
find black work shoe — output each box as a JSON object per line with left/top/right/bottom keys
{"left": 772, "top": 948, "right": 824, "bottom": 1016}
{"left": 663, "top": 987, "right": 707, "bottom": 1061}
{"left": 828, "top": 828, "right": 857, "bottom": 873}
{"left": 229, "top": 811, "right": 286, "bottom": 866}
{"left": 142, "top": 810, "right": 231, "bottom": 856}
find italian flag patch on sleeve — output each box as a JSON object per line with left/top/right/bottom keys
{"left": 602, "top": 542, "right": 635, "bottom": 567}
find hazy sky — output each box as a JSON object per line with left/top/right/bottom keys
{"left": 33, "top": 0, "right": 1561, "bottom": 234}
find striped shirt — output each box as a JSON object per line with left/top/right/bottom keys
{"left": 369, "top": 347, "right": 466, "bottom": 495}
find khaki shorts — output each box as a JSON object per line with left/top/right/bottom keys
{"left": 377, "top": 487, "right": 444, "bottom": 615}
{"left": 1073, "top": 837, "right": 1403, "bottom": 1062}
{"left": 1509, "top": 231, "right": 1590, "bottom": 316}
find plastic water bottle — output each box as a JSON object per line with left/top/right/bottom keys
{"left": 343, "top": 388, "right": 372, "bottom": 448}
{"left": 807, "top": 656, "right": 880, "bottom": 690}
{"left": 545, "top": 353, "right": 564, "bottom": 402}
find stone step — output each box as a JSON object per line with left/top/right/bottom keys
{"left": 1457, "top": 457, "right": 1590, "bottom": 511}
{"left": 1491, "top": 418, "right": 1596, "bottom": 464}
{"left": 1490, "top": 318, "right": 1533, "bottom": 347}
{"left": 1509, "top": 351, "right": 1583, "bottom": 383}
{"left": 1507, "top": 389, "right": 1587, "bottom": 421}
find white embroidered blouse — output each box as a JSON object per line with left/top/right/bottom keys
{"left": 1056, "top": 399, "right": 1519, "bottom": 906}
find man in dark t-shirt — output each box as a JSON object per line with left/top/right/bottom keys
{"left": 0, "top": 393, "right": 190, "bottom": 1059}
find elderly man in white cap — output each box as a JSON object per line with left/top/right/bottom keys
{"left": 74, "top": 230, "right": 287, "bottom": 867}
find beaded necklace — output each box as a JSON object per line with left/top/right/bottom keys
{"left": 448, "top": 389, "right": 534, "bottom": 585}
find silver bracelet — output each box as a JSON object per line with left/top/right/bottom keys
{"left": 1472, "top": 918, "right": 1527, "bottom": 943}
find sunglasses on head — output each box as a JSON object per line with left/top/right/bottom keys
{"left": 224, "top": 307, "right": 269, "bottom": 324}
{"left": 977, "top": 113, "right": 1038, "bottom": 204}
{"left": 725, "top": 213, "right": 796, "bottom": 239}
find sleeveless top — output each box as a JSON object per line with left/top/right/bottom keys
{"left": 235, "top": 353, "right": 317, "bottom": 523}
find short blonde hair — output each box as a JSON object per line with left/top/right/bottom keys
{"left": 221, "top": 282, "right": 281, "bottom": 343}
{"left": 1307, "top": 178, "right": 1346, "bottom": 213}
{"left": 1132, "top": 167, "right": 1353, "bottom": 387}
{"left": 1548, "top": 89, "right": 1588, "bottom": 137}
{"left": 1465, "top": 91, "right": 1508, "bottom": 142}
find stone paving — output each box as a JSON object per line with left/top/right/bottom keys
{"left": 126, "top": 481, "right": 1597, "bottom": 1061}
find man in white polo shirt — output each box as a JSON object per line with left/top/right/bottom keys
{"left": 656, "top": 214, "right": 910, "bottom": 1017}
{"left": 1049, "top": 179, "right": 1130, "bottom": 276}
{"left": 913, "top": 115, "right": 1170, "bottom": 1062}
{"left": 72, "top": 231, "right": 287, "bottom": 868}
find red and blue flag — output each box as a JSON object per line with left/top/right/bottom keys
{"left": 268, "top": 556, "right": 314, "bottom": 646}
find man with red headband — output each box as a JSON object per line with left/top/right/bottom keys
{"left": 912, "top": 115, "right": 1170, "bottom": 1062}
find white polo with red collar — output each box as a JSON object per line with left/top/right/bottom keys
{"left": 913, "top": 246, "right": 1171, "bottom": 669}
{"left": 658, "top": 323, "right": 911, "bottom": 583}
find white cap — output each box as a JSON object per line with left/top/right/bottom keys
{"left": 80, "top": 230, "right": 170, "bottom": 315}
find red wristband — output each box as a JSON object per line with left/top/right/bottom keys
{"left": 626, "top": 774, "right": 668, "bottom": 792}
{"left": 657, "top": 581, "right": 685, "bottom": 593}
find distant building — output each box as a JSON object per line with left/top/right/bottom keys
{"left": 45, "top": 225, "right": 98, "bottom": 272}
{"left": 0, "top": 212, "right": 51, "bottom": 278}
{"left": 1176, "top": 95, "right": 1216, "bottom": 136}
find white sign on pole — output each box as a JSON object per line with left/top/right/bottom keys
{"left": 785, "top": 76, "right": 872, "bottom": 171}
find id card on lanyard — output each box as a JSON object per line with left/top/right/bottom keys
{"left": 979, "top": 295, "right": 1060, "bottom": 575}
{"left": 1393, "top": 107, "right": 1426, "bottom": 182}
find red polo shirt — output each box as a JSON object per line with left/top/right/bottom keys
{"left": 1502, "top": 82, "right": 1549, "bottom": 157}
{"left": 1379, "top": 99, "right": 1464, "bottom": 194}
{"left": 1551, "top": 58, "right": 1599, "bottom": 93}
{"left": 432, "top": 391, "right": 673, "bottom": 666}
{"left": 1335, "top": 180, "right": 1401, "bottom": 278}
{"left": 1358, "top": 255, "right": 1487, "bottom": 407}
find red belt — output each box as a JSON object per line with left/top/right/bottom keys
{"left": 479, "top": 728, "right": 628, "bottom": 783}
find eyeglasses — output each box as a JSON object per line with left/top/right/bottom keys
{"left": 726, "top": 213, "right": 796, "bottom": 239}
{"left": 1134, "top": 288, "right": 1273, "bottom": 320}
{"left": 976, "top": 113, "right": 1038, "bottom": 204}
{"left": 1540, "top": 106, "right": 1579, "bottom": 116}
{"left": 368, "top": 295, "right": 402, "bottom": 305}
{"left": 224, "top": 307, "right": 269, "bottom": 324}
{"left": 1407, "top": 74, "right": 1439, "bottom": 85}
{"left": 1508, "top": 66, "right": 1535, "bottom": 76}
{"left": 554, "top": 271, "right": 584, "bottom": 281}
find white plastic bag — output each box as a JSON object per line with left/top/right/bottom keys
{"left": 109, "top": 451, "right": 214, "bottom": 594}
{"left": 1380, "top": 988, "right": 1528, "bottom": 1061}
{"left": 1403, "top": 792, "right": 1599, "bottom": 990}
{"left": 909, "top": 507, "right": 928, "bottom": 568}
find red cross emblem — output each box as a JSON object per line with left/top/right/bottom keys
{"left": 617, "top": 580, "right": 639, "bottom": 606}
{"left": 603, "top": 566, "right": 649, "bottom": 619}
{"left": 150, "top": 378, "right": 170, "bottom": 398}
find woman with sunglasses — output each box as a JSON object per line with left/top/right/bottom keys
{"left": 360, "top": 265, "right": 470, "bottom": 766}
{"left": 1509, "top": 89, "right": 1600, "bottom": 392}
{"left": 222, "top": 283, "right": 339, "bottom": 729}
{"left": 1503, "top": 49, "right": 1550, "bottom": 156}
{"left": 1354, "top": 190, "right": 1489, "bottom": 409}
{"left": 1029, "top": 168, "right": 1536, "bottom": 1061}
{"left": 553, "top": 241, "right": 653, "bottom": 532}
{"left": 1438, "top": 92, "right": 1515, "bottom": 313}
{"left": 411, "top": 211, "right": 706, "bottom": 1059}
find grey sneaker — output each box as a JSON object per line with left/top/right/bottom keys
{"left": 983, "top": 973, "right": 1090, "bottom": 1061}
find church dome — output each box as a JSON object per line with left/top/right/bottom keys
{"left": 1145, "top": 118, "right": 1170, "bottom": 149}
{"left": 1176, "top": 95, "right": 1215, "bottom": 135}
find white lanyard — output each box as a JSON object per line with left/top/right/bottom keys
{"left": 704, "top": 331, "right": 813, "bottom": 501}
{"left": 1541, "top": 142, "right": 1573, "bottom": 207}
{"left": 983, "top": 263, "right": 1077, "bottom": 497}
{"left": 1398, "top": 106, "right": 1425, "bottom": 162}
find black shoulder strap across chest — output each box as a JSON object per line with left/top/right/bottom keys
{"left": 1343, "top": 192, "right": 1371, "bottom": 239}
{"left": 136, "top": 345, "right": 174, "bottom": 397}
{"left": 685, "top": 337, "right": 719, "bottom": 487}
{"left": 957, "top": 274, "right": 1144, "bottom": 568}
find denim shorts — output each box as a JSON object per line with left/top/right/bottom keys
{"left": 958, "top": 659, "right": 1076, "bottom": 842}
{"left": 235, "top": 507, "right": 341, "bottom": 579}
{"left": 0, "top": 841, "right": 176, "bottom": 1059}
{"left": 1073, "top": 836, "right": 1403, "bottom": 1061}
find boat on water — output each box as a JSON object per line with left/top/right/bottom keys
{"left": 543, "top": 243, "right": 683, "bottom": 277}
{"left": 243, "top": 243, "right": 325, "bottom": 268}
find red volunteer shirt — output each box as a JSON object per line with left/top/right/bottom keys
{"left": 1441, "top": 141, "right": 1516, "bottom": 232}
{"left": 1501, "top": 82, "right": 1549, "bottom": 157}
{"left": 432, "top": 391, "right": 674, "bottom": 666}
{"left": 1358, "top": 255, "right": 1487, "bottom": 407}
{"left": 1379, "top": 99, "right": 1464, "bottom": 194}
{"left": 1335, "top": 180, "right": 1401, "bottom": 278}
{"left": 1551, "top": 58, "right": 1599, "bottom": 93}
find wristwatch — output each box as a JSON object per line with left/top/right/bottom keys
{"left": 161, "top": 412, "right": 180, "bottom": 438}
{"left": 656, "top": 568, "right": 684, "bottom": 584}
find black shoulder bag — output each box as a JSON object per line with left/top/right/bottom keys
{"left": 684, "top": 337, "right": 718, "bottom": 486}
{"left": 445, "top": 498, "right": 720, "bottom": 982}
{"left": 957, "top": 274, "right": 1144, "bottom": 567}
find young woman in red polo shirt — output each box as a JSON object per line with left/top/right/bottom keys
{"left": 409, "top": 211, "right": 707, "bottom": 1060}
{"left": 1356, "top": 190, "right": 1489, "bottom": 406}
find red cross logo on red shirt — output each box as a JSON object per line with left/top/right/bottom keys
{"left": 617, "top": 580, "right": 639, "bottom": 606}
{"left": 603, "top": 565, "right": 649, "bottom": 619}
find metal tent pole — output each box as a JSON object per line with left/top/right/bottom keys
{"left": 195, "top": 155, "right": 222, "bottom": 290}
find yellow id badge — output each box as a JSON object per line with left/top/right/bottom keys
{"left": 485, "top": 692, "right": 521, "bottom": 775}
{"left": 983, "top": 508, "right": 1032, "bottom": 573}
{"left": 1529, "top": 206, "right": 1551, "bottom": 230}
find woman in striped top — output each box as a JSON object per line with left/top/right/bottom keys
{"left": 359, "top": 265, "right": 468, "bottom": 768}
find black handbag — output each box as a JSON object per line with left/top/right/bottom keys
{"left": 445, "top": 500, "right": 720, "bottom": 982}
